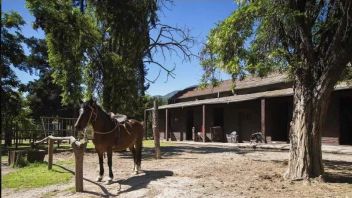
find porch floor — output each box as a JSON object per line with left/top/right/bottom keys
{"left": 170, "top": 141, "right": 352, "bottom": 155}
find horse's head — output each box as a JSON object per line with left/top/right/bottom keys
{"left": 74, "top": 98, "right": 97, "bottom": 131}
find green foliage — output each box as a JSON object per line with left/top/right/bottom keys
{"left": 1, "top": 12, "right": 26, "bottom": 120}
{"left": 202, "top": 1, "right": 352, "bottom": 83}
{"left": 1, "top": 11, "right": 43, "bottom": 146}
{"left": 199, "top": 44, "right": 221, "bottom": 88}
{"left": 26, "top": 0, "right": 159, "bottom": 119}
{"left": 143, "top": 140, "right": 173, "bottom": 148}
{"left": 143, "top": 94, "right": 166, "bottom": 109}
{"left": 26, "top": 0, "right": 193, "bottom": 120}
{"left": 2, "top": 162, "right": 72, "bottom": 189}
{"left": 27, "top": 0, "right": 100, "bottom": 105}
{"left": 91, "top": 0, "right": 158, "bottom": 118}
{"left": 26, "top": 72, "right": 77, "bottom": 120}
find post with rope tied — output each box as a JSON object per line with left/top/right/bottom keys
{"left": 34, "top": 135, "right": 87, "bottom": 192}
{"left": 153, "top": 100, "right": 161, "bottom": 159}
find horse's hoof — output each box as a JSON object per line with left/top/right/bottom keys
{"left": 96, "top": 176, "right": 103, "bottom": 182}
{"left": 104, "top": 178, "right": 113, "bottom": 185}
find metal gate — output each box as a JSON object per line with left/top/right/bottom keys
{"left": 41, "top": 117, "right": 78, "bottom": 138}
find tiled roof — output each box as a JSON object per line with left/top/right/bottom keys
{"left": 177, "top": 74, "right": 289, "bottom": 99}
{"left": 147, "top": 82, "right": 352, "bottom": 110}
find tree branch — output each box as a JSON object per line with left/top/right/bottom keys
{"left": 144, "top": 23, "right": 195, "bottom": 82}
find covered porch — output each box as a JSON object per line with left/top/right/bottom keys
{"left": 145, "top": 85, "right": 352, "bottom": 145}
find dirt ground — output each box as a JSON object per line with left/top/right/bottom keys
{"left": 2, "top": 143, "right": 352, "bottom": 198}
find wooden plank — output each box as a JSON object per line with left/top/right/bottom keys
{"left": 202, "top": 105, "right": 206, "bottom": 142}
{"left": 165, "top": 109, "right": 169, "bottom": 141}
{"left": 261, "top": 98, "right": 267, "bottom": 143}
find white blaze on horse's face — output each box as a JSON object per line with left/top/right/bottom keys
{"left": 74, "top": 107, "right": 86, "bottom": 130}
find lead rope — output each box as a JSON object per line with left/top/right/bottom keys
{"left": 93, "top": 122, "right": 119, "bottom": 134}
{"left": 87, "top": 105, "right": 118, "bottom": 135}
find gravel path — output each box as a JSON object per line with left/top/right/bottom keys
{"left": 2, "top": 144, "right": 352, "bottom": 197}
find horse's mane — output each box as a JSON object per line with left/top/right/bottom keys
{"left": 94, "top": 104, "right": 116, "bottom": 122}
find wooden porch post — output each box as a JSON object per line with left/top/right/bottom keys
{"left": 153, "top": 100, "right": 161, "bottom": 159}
{"left": 261, "top": 98, "right": 267, "bottom": 143}
{"left": 202, "top": 104, "right": 206, "bottom": 142}
{"left": 165, "top": 109, "right": 169, "bottom": 141}
{"left": 143, "top": 109, "right": 147, "bottom": 140}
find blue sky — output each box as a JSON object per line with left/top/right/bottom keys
{"left": 3, "top": 0, "right": 235, "bottom": 96}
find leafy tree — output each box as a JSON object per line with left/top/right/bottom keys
{"left": 26, "top": 72, "right": 77, "bottom": 120}
{"left": 27, "top": 0, "right": 193, "bottom": 120}
{"left": 1, "top": 11, "right": 46, "bottom": 145}
{"left": 27, "top": 0, "right": 100, "bottom": 105}
{"left": 202, "top": 0, "right": 352, "bottom": 180}
{"left": 1, "top": 11, "right": 28, "bottom": 146}
{"left": 23, "top": 36, "right": 77, "bottom": 120}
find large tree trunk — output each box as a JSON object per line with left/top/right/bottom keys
{"left": 285, "top": 79, "right": 333, "bottom": 180}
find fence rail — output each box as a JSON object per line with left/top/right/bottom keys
{"left": 1, "top": 116, "right": 78, "bottom": 149}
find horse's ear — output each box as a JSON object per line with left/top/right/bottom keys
{"left": 89, "top": 97, "right": 97, "bottom": 106}
{"left": 88, "top": 97, "right": 93, "bottom": 104}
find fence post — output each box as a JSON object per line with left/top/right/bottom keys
{"left": 48, "top": 138, "right": 54, "bottom": 170}
{"left": 15, "top": 128, "right": 18, "bottom": 150}
{"left": 72, "top": 143, "right": 86, "bottom": 192}
{"left": 152, "top": 100, "right": 161, "bottom": 159}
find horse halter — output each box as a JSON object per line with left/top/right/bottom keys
{"left": 86, "top": 104, "right": 98, "bottom": 124}
{"left": 86, "top": 104, "right": 119, "bottom": 135}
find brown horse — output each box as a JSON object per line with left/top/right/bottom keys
{"left": 74, "top": 99, "right": 144, "bottom": 184}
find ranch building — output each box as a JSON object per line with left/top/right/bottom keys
{"left": 146, "top": 74, "right": 352, "bottom": 145}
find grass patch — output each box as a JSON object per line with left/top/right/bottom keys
{"left": 1, "top": 155, "right": 8, "bottom": 162}
{"left": 84, "top": 140, "right": 172, "bottom": 149}
{"left": 143, "top": 140, "right": 173, "bottom": 148}
{"left": 66, "top": 186, "right": 76, "bottom": 193}
{"left": 56, "top": 159, "right": 74, "bottom": 167}
{"left": 86, "top": 141, "right": 95, "bottom": 149}
{"left": 41, "top": 190, "right": 60, "bottom": 198}
{"left": 2, "top": 162, "right": 72, "bottom": 189}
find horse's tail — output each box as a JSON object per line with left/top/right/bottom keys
{"left": 136, "top": 121, "right": 143, "bottom": 168}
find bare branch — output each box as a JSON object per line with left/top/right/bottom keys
{"left": 145, "top": 69, "right": 161, "bottom": 83}
{"left": 144, "top": 23, "right": 195, "bottom": 82}
{"left": 144, "top": 60, "right": 176, "bottom": 79}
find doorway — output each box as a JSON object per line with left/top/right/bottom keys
{"left": 340, "top": 97, "right": 352, "bottom": 145}
{"left": 213, "top": 107, "right": 224, "bottom": 127}
{"left": 186, "top": 109, "right": 194, "bottom": 140}
{"left": 270, "top": 98, "right": 290, "bottom": 142}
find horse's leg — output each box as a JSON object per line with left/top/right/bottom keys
{"left": 105, "top": 147, "right": 113, "bottom": 185}
{"left": 135, "top": 138, "right": 143, "bottom": 174}
{"left": 129, "top": 145, "right": 137, "bottom": 174}
{"left": 96, "top": 151, "right": 104, "bottom": 182}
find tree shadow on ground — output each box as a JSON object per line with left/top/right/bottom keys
{"left": 54, "top": 164, "right": 173, "bottom": 197}
{"left": 141, "top": 145, "right": 286, "bottom": 160}
{"left": 323, "top": 160, "right": 352, "bottom": 184}
{"left": 116, "top": 170, "right": 173, "bottom": 195}
{"left": 253, "top": 158, "right": 352, "bottom": 184}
